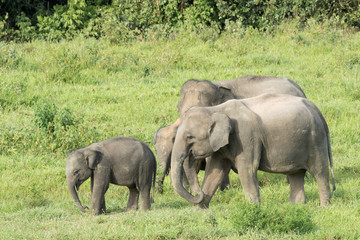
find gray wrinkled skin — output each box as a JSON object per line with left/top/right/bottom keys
{"left": 154, "top": 119, "right": 229, "bottom": 194}
{"left": 155, "top": 75, "right": 306, "bottom": 194}
{"left": 171, "top": 94, "right": 335, "bottom": 208}
{"left": 66, "top": 137, "right": 156, "bottom": 215}
{"left": 177, "top": 75, "right": 306, "bottom": 117}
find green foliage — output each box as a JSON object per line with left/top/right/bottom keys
{"left": 183, "top": 0, "right": 218, "bottom": 27}
{"left": 1, "top": 0, "right": 360, "bottom": 41}
{"left": 33, "top": 100, "right": 58, "bottom": 132}
{"left": 15, "top": 13, "right": 36, "bottom": 41}
{"left": 230, "top": 202, "right": 314, "bottom": 234}
{"left": 33, "top": 99, "right": 75, "bottom": 133}
{"left": 37, "top": 0, "right": 96, "bottom": 40}
{"left": 0, "top": 97, "right": 100, "bottom": 154}
{"left": 31, "top": 99, "right": 100, "bottom": 153}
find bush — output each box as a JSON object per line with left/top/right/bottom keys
{"left": 33, "top": 100, "right": 58, "bottom": 133}
{"left": 32, "top": 99, "right": 100, "bottom": 152}
{"left": 0, "top": 99, "right": 100, "bottom": 154}
{"left": 230, "top": 202, "right": 314, "bottom": 235}
{"left": 37, "top": 0, "right": 97, "bottom": 41}
{"left": 1, "top": 0, "right": 360, "bottom": 42}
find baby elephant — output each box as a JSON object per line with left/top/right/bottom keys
{"left": 66, "top": 137, "right": 156, "bottom": 215}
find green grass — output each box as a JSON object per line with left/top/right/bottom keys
{"left": 1, "top": 21, "right": 360, "bottom": 239}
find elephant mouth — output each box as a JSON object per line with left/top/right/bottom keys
{"left": 191, "top": 151, "right": 211, "bottom": 160}
{"left": 75, "top": 179, "right": 86, "bottom": 190}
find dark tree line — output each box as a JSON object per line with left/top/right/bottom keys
{"left": 1, "top": 0, "right": 359, "bottom": 41}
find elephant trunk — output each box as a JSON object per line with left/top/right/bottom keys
{"left": 67, "top": 178, "right": 86, "bottom": 212}
{"left": 183, "top": 155, "right": 202, "bottom": 194}
{"left": 170, "top": 138, "right": 203, "bottom": 204}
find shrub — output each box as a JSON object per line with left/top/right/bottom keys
{"left": 2, "top": 0, "right": 360, "bottom": 42}
{"left": 32, "top": 99, "right": 100, "bottom": 152}
{"left": 33, "top": 99, "right": 58, "bottom": 133}
{"left": 230, "top": 202, "right": 314, "bottom": 235}
{"left": 36, "top": 0, "right": 97, "bottom": 41}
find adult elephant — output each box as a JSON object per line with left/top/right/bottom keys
{"left": 177, "top": 75, "right": 306, "bottom": 116}
{"left": 170, "top": 94, "right": 335, "bottom": 208}
{"left": 154, "top": 75, "right": 306, "bottom": 193}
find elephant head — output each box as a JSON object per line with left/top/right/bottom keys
{"left": 154, "top": 119, "right": 181, "bottom": 173}
{"left": 170, "top": 108, "right": 232, "bottom": 203}
{"left": 66, "top": 146, "right": 103, "bottom": 212}
{"left": 177, "top": 79, "right": 235, "bottom": 117}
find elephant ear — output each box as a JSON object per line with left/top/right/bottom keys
{"left": 209, "top": 112, "right": 232, "bottom": 152}
{"left": 84, "top": 149, "right": 103, "bottom": 170}
{"left": 218, "top": 86, "right": 236, "bottom": 102}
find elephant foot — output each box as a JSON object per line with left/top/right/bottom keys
{"left": 198, "top": 203, "right": 209, "bottom": 209}
{"left": 198, "top": 194, "right": 212, "bottom": 209}
{"left": 219, "top": 184, "right": 230, "bottom": 191}
{"left": 125, "top": 205, "right": 138, "bottom": 212}
{"left": 219, "top": 176, "right": 230, "bottom": 191}
{"left": 320, "top": 199, "right": 331, "bottom": 207}
{"left": 155, "top": 184, "right": 164, "bottom": 194}
{"left": 93, "top": 209, "right": 106, "bottom": 215}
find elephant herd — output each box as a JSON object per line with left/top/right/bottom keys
{"left": 66, "top": 75, "right": 335, "bottom": 215}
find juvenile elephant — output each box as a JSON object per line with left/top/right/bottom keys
{"left": 154, "top": 75, "right": 306, "bottom": 193}
{"left": 170, "top": 94, "right": 335, "bottom": 208}
{"left": 154, "top": 120, "right": 229, "bottom": 193}
{"left": 66, "top": 137, "right": 156, "bottom": 215}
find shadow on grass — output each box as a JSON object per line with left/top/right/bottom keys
{"left": 105, "top": 199, "right": 191, "bottom": 214}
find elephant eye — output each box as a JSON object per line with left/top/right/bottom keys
{"left": 186, "top": 135, "right": 195, "bottom": 143}
{"left": 73, "top": 169, "right": 80, "bottom": 175}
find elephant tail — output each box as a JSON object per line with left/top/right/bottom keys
{"left": 324, "top": 119, "right": 336, "bottom": 192}
{"left": 151, "top": 156, "right": 157, "bottom": 203}
{"left": 327, "top": 132, "right": 335, "bottom": 192}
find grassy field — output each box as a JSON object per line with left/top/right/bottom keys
{"left": 1, "top": 21, "right": 360, "bottom": 239}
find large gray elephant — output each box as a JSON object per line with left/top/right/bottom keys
{"left": 154, "top": 119, "right": 229, "bottom": 193}
{"left": 177, "top": 75, "right": 306, "bottom": 116}
{"left": 170, "top": 94, "right": 335, "bottom": 208}
{"left": 66, "top": 137, "right": 156, "bottom": 215}
{"left": 154, "top": 75, "right": 306, "bottom": 193}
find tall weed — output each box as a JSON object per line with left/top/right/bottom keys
{"left": 230, "top": 202, "right": 314, "bottom": 235}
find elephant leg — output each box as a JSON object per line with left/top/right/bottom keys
{"left": 91, "top": 182, "right": 109, "bottom": 215}
{"left": 91, "top": 167, "right": 110, "bottom": 215}
{"left": 155, "top": 159, "right": 170, "bottom": 194}
{"left": 235, "top": 142, "right": 262, "bottom": 203}
{"left": 219, "top": 174, "right": 230, "bottom": 191}
{"left": 288, "top": 171, "right": 306, "bottom": 204}
{"left": 199, "top": 154, "right": 232, "bottom": 209}
{"left": 316, "top": 176, "right": 331, "bottom": 206}
{"left": 307, "top": 151, "right": 332, "bottom": 206}
{"left": 139, "top": 186, "right": 152, "bottom": 211}
{"left": 309, "top": 165, "right": 331, "bottom": 206}
{"left": 126, "top": 187, "right": 139, "bottom": 211}
{"left": 101, "top": 184, "right": 109, "bottom": 213}
{"left": 236, "top": 160, "right": 260, "bottom": 203}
